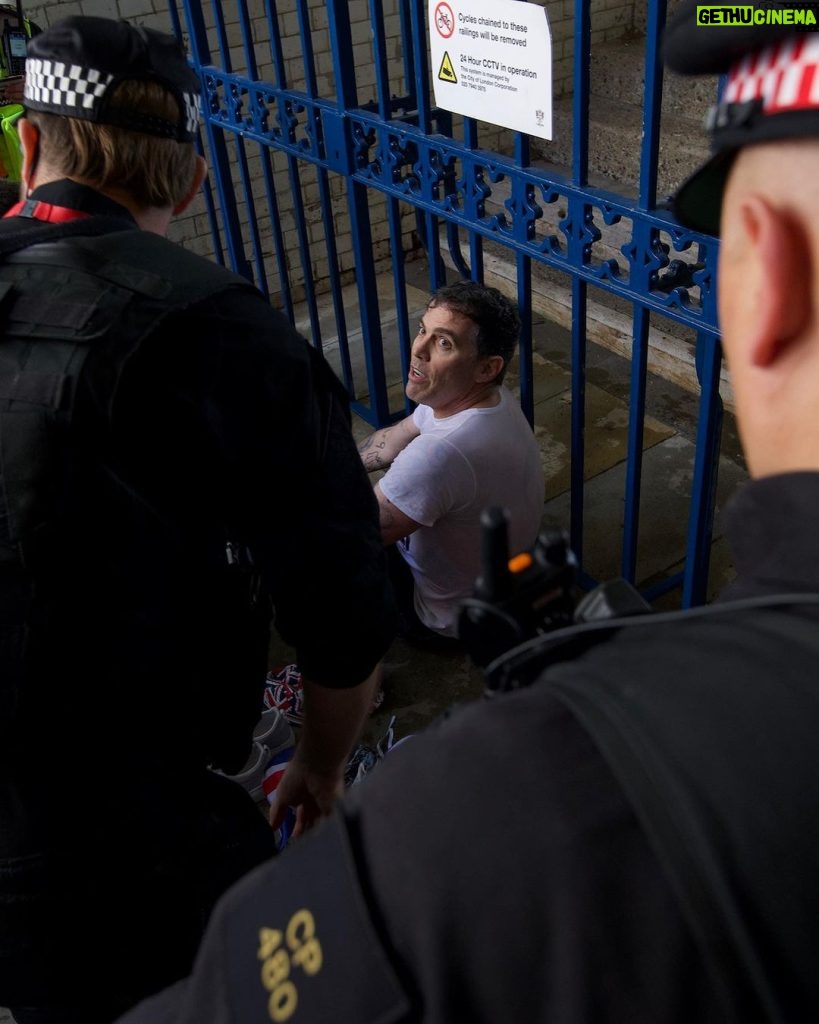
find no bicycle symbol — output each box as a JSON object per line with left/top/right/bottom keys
{"left": 434, "top": 1, "right": 454, "bottom": 37}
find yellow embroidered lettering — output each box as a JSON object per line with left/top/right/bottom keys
{"left": 257, "top": 910, "right": 324, "bottom": 1020}
{"left": 268, "top": 980, "right": 298, "bottom": 1022}
{"left": 285, "top": 908, "right": 314, "bottom": 947}
{"left": 257, "top": 928, "right": 283, "bottom": 960}
{"left": 292, "top": 938, "right": 323, "bottom": 975}
{"left": 261, "top": 948, "right": 290, "bottom": 990}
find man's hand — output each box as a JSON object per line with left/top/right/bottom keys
{"left": 358, "top": 415, "right": 420, "bottom": 473}
{"left": 268, "top": 751, "right": 342, "bottom": 837}
{"left": 268, "top": 666, "right": 382, "bottom": 836}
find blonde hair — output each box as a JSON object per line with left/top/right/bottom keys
{"left": 27, "top": 79, "right": 198, "bottom": 208}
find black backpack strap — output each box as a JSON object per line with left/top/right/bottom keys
{"left": 549, "top": 672, "right": 782, "bottom": 1022}
{"left": 509, "top": 594, "right": 819, "bottom": 1023}
{"left": 0, "top": 369, "right": 68, "bottom": 405}
{"left": 0, "top": 214, "right": 137, "bottom": 258}
{"left": 485, "top": 592, "right": 819, "bottom": 693}
{"left": 0, "top": 228, "right": 259, "bottom": 420}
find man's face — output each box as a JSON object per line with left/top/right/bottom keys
{"left": 406, "top": 302, "right": 490, "bottom": 416}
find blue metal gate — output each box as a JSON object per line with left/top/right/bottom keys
{"left": 170, "top": 0, "right": 724, "bottom": 607}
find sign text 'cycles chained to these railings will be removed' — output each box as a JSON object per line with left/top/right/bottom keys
{"left": 428, "top": 0, "right": 553, "bottom": 139}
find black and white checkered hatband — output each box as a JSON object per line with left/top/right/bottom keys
{"left": 23, "top": 56, "right": 201, "bottom": 140}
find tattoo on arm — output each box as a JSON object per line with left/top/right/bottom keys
{"left": 358, "top": 417, "right": 418, "bottom": 473}
{"left": 358, "top": 430, "right": 390, "bottom": 471}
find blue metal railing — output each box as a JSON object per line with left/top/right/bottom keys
{"left": 173, "top": 0, "right": 725, "bottom": 607}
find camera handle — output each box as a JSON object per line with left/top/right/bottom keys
{"left": 458, "top": 506, "right": 652, "bottom": 673}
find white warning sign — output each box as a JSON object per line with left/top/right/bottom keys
{"left": 428, "top": 0, "right": 552, "bottom": 139}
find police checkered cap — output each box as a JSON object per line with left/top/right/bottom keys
{"left": 24, "top": 16, "right": 201, "bottom": 142}
{"left": 664, "top": 2, "right": 819, "bottom": 235}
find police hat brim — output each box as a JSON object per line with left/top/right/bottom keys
{"left": 664, "top": 0, "right": 819, "bottom": 235}
{"left": 673, "top": 104, "right": 819, "bottom": 236}
{"left": 672, "top": 148, "right": 738, "bottom": 236}
{"left": 663, "top": 0, "right": 803, "bottom": 75}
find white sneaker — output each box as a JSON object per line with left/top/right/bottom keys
{"left": 219, "top": 709, "right": 295, "bottom": 803}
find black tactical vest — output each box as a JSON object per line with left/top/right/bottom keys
{"left": 492, "top": 595, "right": 819, "bottom": 1022}
{"left": 0, "top": 224, "right": 268, "bottom": 771}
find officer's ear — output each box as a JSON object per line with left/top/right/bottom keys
{"left": 17, "top": 118, "right": 39, "bottom": 192}
{"left": 173, "top": 154, "right": 207, "bottom": 216}
{"left": 729, "top": 194, "right": 811, "bottom": 368}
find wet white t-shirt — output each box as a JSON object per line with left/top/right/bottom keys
{"left": 379, "top": 386, "right": 545, "bottom": 636}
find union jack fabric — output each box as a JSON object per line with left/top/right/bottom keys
{"left": 263, "top": 664, "right": 305, "bottom": 726}
{"left": 261, "top": 744, "right": 296, "bottom": 804}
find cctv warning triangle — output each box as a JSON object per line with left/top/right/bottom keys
{"left": 438, "top": 51, "right": 457, "bottom": 84}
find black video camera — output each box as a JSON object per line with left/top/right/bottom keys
{"left": 458, "top": 506, "right": 652, "bottom": 693}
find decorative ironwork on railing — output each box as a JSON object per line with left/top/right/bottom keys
{"left": 172, "top": 0, "right": 727, "bottom": 608}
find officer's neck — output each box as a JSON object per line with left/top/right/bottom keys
{"left": 27, "top": 167, "right": 173, "bottom": 236}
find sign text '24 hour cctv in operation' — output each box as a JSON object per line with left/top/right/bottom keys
{"left": 428, "top": 0, "right": 553, "bottom": 139}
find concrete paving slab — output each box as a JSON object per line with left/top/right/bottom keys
{"left": 527, "top": 375, "right": 676, "bottom": 501}
{"left": 505, "top": 349, "right": 572, "bottom": 407}
{"left": 541, "top": 433, "right": 747, "bottom": 590}
{"left": 369, "top": 637, "right": 485, "bottom": 740}
{"left": 650, "top": 532, "right": 738, "bottom": 610}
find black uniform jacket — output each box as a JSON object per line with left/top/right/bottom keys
{"left": 0, "top": 180, "right": 396, "bottom": 771}
{"left": 116, "top": 472, "right": 819, "bottom": 1023}
{"left": 0, "top": 179, "right": 397, "bottom": 1013}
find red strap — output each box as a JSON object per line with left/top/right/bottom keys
{"left": 3, "top": 199, "right": 92, "bottom": 223}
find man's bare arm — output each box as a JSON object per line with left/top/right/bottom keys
{"left": 358, "top": 415, "right": 420, "bottom": 473}
{"left": 374, "top": 482, "right": 421, "bottom": 546}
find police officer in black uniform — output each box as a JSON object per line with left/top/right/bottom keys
{"left": 116, "top": 4, "right": 819, "bottom": 1023}
{"left": 0, "top": 16, "right": 395, "bottom": 1024}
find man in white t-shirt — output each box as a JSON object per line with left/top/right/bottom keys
{"left": 358, "top": 280, "right": 545, "bottom": 645}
